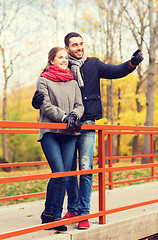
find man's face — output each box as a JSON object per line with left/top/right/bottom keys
{"left": 65, "top": 37, "right": 84, "bottom": 59}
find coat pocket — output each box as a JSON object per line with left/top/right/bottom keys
{"left": 83, "top": 95, "right": 102, "bottom": 116}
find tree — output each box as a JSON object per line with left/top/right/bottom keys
{"left": 0, "top": 0, "right": 41, "bottom": 165}
{"left": 96, "top": 0, "right": 125, "bottom": 158}
{"left": 121, "top": 0, "right": 148, "bottom": 161}
{"left": 0, "top": 0, "right": 24, "bottom": 164}
{"left": 142, "top": 0, "right": 158, "bottom": 163}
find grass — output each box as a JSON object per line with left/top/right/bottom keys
{"left": 0, "top": 166, "right": 49, "bottom": 206}
{"left": 0, "top": 160, "right": 158, "bottom": 206}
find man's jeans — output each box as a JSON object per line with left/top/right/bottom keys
{"left": 67, "top": 120, "right": 96, "bottom": 216}
{"left": 41, "top": 132, "right": 76, "bottom": 219}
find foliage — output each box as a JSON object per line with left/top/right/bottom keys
{"left": 109, "top": 73, "right": 145, "bottom": 123}
{"left": 0, "top": 163, "right": 157, "bottom": 206}
{"left": 0, "top": 84, "right": 43, "bottom": 163}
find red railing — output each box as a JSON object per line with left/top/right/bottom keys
{"left": 0, "top": 121, "right": 158, "bottom": 239}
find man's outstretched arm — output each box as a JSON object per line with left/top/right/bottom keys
{"left": 98, "top": 49, "right": 144, "bottom": 79}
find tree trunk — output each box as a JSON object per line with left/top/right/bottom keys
{"left": 2, "top": 87, "right": 9, "bottom": 164}
{"left": 131, "top": 135, "right": 139, "bottom": 162}
{"left": 106, "top": 85, "right": 110, "bottom": 121}
{"left": 110, "top": 80, "right": 116, "bottom": 161}
{"left": 0, "top": 46, "right": 9, "bottom": 169}
{"left": 116, "top": 88, "right": 121, "bottom": 162}
{"left": 132, "top": 80, "right": 143, "bottom": 162}
{"left": 142, "top": 0, "right": 156, "bottom": 164}
{"left": 1, "top": 72, "right": 10, "bottom": 171}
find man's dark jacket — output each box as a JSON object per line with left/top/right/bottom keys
{"left": 70, "top": 57, "right": 135, "bottom": 122}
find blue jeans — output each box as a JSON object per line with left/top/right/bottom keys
{"left": 67, "top": 120, "right": 96, "bottom": 216}
{"left": 41, "top": 132, "right": 76, "bottom": 219}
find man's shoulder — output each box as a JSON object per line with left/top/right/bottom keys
{"left": 86, "top": 57, "right": 98, "bottom": 62}
{"left": 83, "top": 57, "right": 101, "bottom": 69}
{"left": 84, "top": 57, "right": 99, "bottom": 66}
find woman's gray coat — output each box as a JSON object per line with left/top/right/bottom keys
{"left": 37, "top": 77, "right": 84, "bottom": 140}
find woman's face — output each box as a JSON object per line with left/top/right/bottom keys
{"left": 51, "top": 49, "right": 68, "bottom": 69}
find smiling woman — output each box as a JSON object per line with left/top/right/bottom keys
{"left": 33, "top": 46, "right": 84, "bottom": 231}
{"left": 50, "top": 49, "right": 68, "bottom": 69}
{"left": 42, "top": 47, "right": 69, "bottom": 72}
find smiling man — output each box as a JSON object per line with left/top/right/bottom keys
{"left": 32, "top": 32, "right": 143, "bottom": 229}
{"left": 66, "top": 36, "right": 84, "bottom": 59}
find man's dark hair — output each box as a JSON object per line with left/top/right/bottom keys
{"left": 64, "top": 32, "right": 83, "bottom": 47}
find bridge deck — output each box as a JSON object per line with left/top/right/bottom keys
{"left": 0, "top": 182, "right": 158, "bottom": 240}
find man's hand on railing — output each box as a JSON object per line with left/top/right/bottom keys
{"left": 63, "top": 113, "right": 77, "bottom": 131}
{"left": 63, "top": 113, "right": 82, "bottom": 132}
{"left": 75, "top": 120, "right": 82, "bottom": 132}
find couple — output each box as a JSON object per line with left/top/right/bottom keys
{"left": 33, "top": 32, "right": 143, "bottom": 231}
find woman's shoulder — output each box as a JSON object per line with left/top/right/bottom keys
{"left": 37, "top": 76, "right": 46, "bottom": 82}
{"left": 37, "top": 76, "right": 53, "bottom": 84}
{"left": 69, "top": 79, "right": 79, "bottom": 86}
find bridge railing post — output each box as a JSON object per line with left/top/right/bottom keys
{"left": 98, "top": 128, "right": 106, "bottom": 224}
{"left": 150, "top": 134, "right": 154, "bottom": 177}
{"left": 108, "top": 133, "right": 113, "bottom": 190}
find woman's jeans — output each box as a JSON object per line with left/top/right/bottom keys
{"left": 41, "top": 132, "right": 76, "bottom": 219}
{"left": 67, "top": 120, "right": 96, "bottom": 216}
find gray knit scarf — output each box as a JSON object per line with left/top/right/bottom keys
{"left": 68, "top": 53, "right": 87, "bottom": 88}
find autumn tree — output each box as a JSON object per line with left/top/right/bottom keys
{"left": 0, "top": 0, "right": 41, "bottom": 165}
{"left": 142, "top": 0, "right": 158, "bottom": 163}
{"left": 0, "top": 0, "right": 24, "bottom": 164}
{"left": 82, "top": 0, "right": 135, "bottom": 157}
{"left": 70, "top": 0, "right": 82, "bottom": 31}
{"left": 95, "top": 0, "right": 134, "bottom": 158}
{"left": 119, "top": 0, "right": 148, "bottom": 161}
